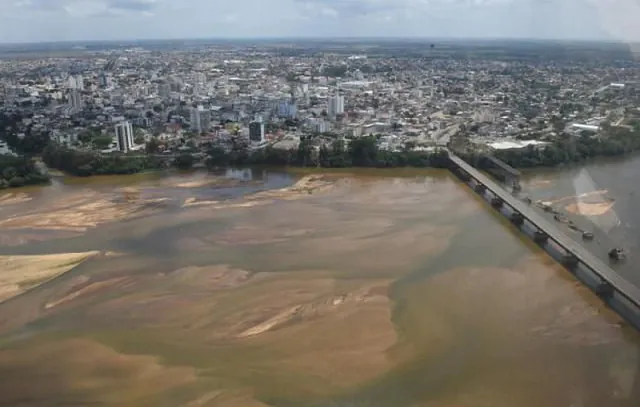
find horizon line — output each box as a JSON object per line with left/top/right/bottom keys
{"left": 0, "top": 35, "right": 635, "bottom": 47}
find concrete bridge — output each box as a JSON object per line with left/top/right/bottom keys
{"left": 447, "top": 151, "right": 640, "bottom": 330}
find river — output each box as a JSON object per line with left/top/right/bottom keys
{"left": 0, "top": 166, "right": 639, "bottom": 406}
{"left": 520, "top": 154, "right": 640, "bottom": 287}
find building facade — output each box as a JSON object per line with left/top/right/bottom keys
{"left": 114, "top": 121, "right": 134, "bottom": 152}
{"left": 67, "top": 89, "right": 83, "bottom": 113}
{"left": 249, "top": 120, "right": 265, "bottom": 142}
{"left": 278, "top": 101, "right": 297, "bottom": 118}
{"left": 328, "top": 95, "right": 345, "bottom": 117}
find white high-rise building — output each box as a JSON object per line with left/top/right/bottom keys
{"left": 75, "top": 74, "right": 84, "bottom": 91}
{"left": 114, "top": 121, "right": 134, "bottom": 152}
{"left": 68, "top": 76, "right": 77, "bottom": 89}
{"left": 190, "top": 106, "right": 211, "bottom": 133}
{"left": 328, "top": 95, "right": 345, "bottom": 118}
{"left": 190, "top": 108, "right": 201, "bottom": 133}
{"left": 67, "top": 89, "right": 83, "bottom": 113}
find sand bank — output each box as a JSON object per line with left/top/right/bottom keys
{"left": 545, "top": 189, "right": 610, "bottom": 206}
{"left": 566, "top": 201, "right": 616, "bottom": 216}
{"left": 181, "top": 175, "right": 334, "bottom": 208}
{"left": 0, "top": 192, "right": 31, "bottom": 206}
{"left": 0, "top": 192, "right": 166, "bottom": 232}
{"left": 0, "top": 251, "right": 99, "bottom": 302}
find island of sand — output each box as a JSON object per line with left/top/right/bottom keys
{"left": 0, "top": 252, "right": 99, "bottom": 303}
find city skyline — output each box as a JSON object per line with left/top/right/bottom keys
{"left": 1, "top": 0, "right": 640, "bottom": 44}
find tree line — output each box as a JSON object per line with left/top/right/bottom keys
{"left": 42, "top": 144, "right": 165, "bottom": 176}
{"left": 0, "top": 154, "right": 50, "bottom": 189}
{"left": 490, "top": 128, "right": 640, "bottom": 168}
{"left": 206, "top": 135, "right": 451, "bottom": 169}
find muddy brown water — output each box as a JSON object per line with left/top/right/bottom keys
{"left": 0, "top": 168, "right": 639, "bottom": 407}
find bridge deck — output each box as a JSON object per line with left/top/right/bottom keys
{"left": 449, "top": 153, "right": 640, "bottom": 307}
{"left": 484, "top": 155, "right": 521, "bottom": 178}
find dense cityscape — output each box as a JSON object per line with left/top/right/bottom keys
{"left": 1, "top": 39, "right": 640, "bottom": 187}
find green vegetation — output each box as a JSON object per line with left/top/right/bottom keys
{"left": 0, "top": 155, "right": 50, "bottom": 189}
{"left": 488, "top": 128, "right": 640, "bottom": 168}
{"left": 42, "top": 144, "right": 165, "bottom": 177}
{"left": 173, "top": 153, "right": 195, "bottom": 170}
{"left": 91, "top": 135, "right": 114, "bottom": 150}
{"left": 146, "top": 137, "right": 161, "bottom": 154}
{"left": 0, "top": 112, "right": 50, "bottom": 156}
{"left": 206, "top": 135, "right": 450, "bottom": 169}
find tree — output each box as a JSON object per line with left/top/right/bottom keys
{"left": 146, "top": 137, "right": 160, "bottom": 154}
{"left": 8, "top": 176, "right": 25, "bottom": 187}
{"left": 206, "top": 146, "right": 230, "bottom": 167}
{"left": 92, "top": 135, "right": 114, "bottom": 149}
{"left": 135, "top": 135, "right": 145, "bottom": 145}
{"left": 0, "top": 154, "right": 49, "bottom": 188}
{"left": 174, "top": 153, "right": 195, "bottom": 170}
{"left": 296, "top": 136, "right": 313, "bottom": 166}
{"left": 349, "top": 135, "right": 378, "bottom": 167}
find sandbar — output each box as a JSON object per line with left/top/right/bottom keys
{"left": 566, "top": 201, "right": 615, "bottom": 216}
{"left": 0, "top": 251, "right": 99, "bottom": 302}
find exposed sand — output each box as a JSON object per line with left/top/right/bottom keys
{"left": 545, "top": 189, "right": 610, "bottom": 206}
{"left": 0, "top": 191, "right": 166, "bottom": 232}
{"left": 182, "top": 175, "right": 334, "bottom": 208}
{"left": 0, "top": 251, "right": 99, "bottom": 303}
{"left": 237, "top": 281, "right": 389, "bottom": 338}
{"left": 66, "top": 267, "right": 399, "bottom": 401}
{"left": 45, "top": 276, "right": 134, "bottom": 310}
{"left": 566, "top": 201, "right": 616, "bottom": 216}
{"left": 0, "top": 192, "right": 32, "bottom": 206}
{"left": 157, "top": 176, "right": 258, "bottom": 189}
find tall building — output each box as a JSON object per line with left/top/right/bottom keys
{"left": 193, "top": 73, "right": 207, "bottom": 96}
{"left": 308, "top": 118, "right": 330, "bottom": 134}
{"left": 158, "top": 83, "right": 170, "bottom": 98}
{"left": 67, "top": 89, "right": 83, "bottom": 113}
{"left": 99, "top": 73, "right": 111, "bottom": 88}
{"left": 200, "top": 109, "right": 211, "bottom": 133}
{"left": 190, "top": 107, "right": 201, "bottom": 133}
{"left": 328, "top": 95, "right": 345, "bottom": 118}
{"left": 190, "top": 106, "right": 210, "bottom": 133}
{"left": 249, "top": 119, "right": 265, "bottom": 142}
{"left": 75, "top": 74, "right": 84, "bottom": 91}
{"left": 114, "top": 121, "right": 134, "bottom": 152}
{"left": 278, "top": 101, "right": 297, "bottom": 118}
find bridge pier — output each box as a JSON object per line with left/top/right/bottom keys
{"left": 596, "top": 281, "right": 615, "bottom": 300}
{"left": 562, "top": 253, "right": 579, "bottom": 270}
{"left": 533, "top": 230, "right": 548, "bottom": 244}
{"left": 491, "top": 197, "right": 503, "bottom": 208}
{"left": 510, "top": 212, "right": 525, "bottom": 226}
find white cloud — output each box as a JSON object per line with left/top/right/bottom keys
{"left": 0, "top": 0, "right": 638, "bottom": 43}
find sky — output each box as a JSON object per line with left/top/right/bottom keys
{"left": 1, "top": 0, "right": 640, "bottom": 43}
